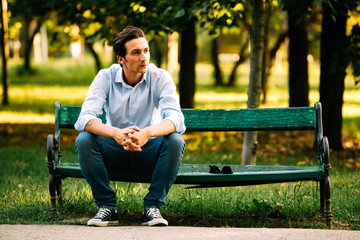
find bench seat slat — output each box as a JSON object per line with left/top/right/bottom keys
{"left": 55, "top": 163, "right": 324, "bottom": 187}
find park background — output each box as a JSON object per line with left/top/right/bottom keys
{"left": 1, "top": 0, "right": 360, "bottom": 230}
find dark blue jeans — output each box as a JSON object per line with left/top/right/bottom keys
{"left": 75, "top": 131, "right": 185, "bottom": 210}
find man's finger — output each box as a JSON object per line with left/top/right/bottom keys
{"left": 128, "top": 133, "right": 139, "bottom": 142}
{"left": 122, "top": 138, "right": 137, "bottom": 146}
{"left": 126, "top": 126, "right": 141, "bottom": 132}
{"left": 123, "top": 142, "right": 142, "bottom": 152}
{"left": 122, "top": 139, "right": 140, "bottom": 148}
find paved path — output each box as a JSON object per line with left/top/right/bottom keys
{"left": 1, "top": 225, "right": 360, "bottom": 240}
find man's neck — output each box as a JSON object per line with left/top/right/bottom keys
{"left": 123, "top": 70, "right": 144, "bottom": 87}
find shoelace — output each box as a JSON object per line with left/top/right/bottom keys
{"left": 95, "top": 208, "right": 112, "bottom": 219}
{"left": 146, "top": 208, "right": 161, "bottom": 218}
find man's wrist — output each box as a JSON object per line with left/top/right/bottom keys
{"left": 110, "top": 126, "right": 121, "bottom": 140}
{"left": 142, "top": 127, "right": 152, "bottom": 139}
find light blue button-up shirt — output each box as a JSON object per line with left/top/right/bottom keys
{"left": 74, "top": 63, "right": 186, "bottom": 134}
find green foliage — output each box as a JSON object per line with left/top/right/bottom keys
{"left": 9, "top": 0, "right": 55, "bottom": 19}
{"left": 48, "top": 0, "right": 250, "bottom": 43}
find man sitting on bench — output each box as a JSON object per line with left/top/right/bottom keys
{"left": 74, "top": 26, "right": 186, "bottom": 227}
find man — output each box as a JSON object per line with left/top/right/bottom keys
{"left": 74, "top": 26, "right": 186, "bottom": 227}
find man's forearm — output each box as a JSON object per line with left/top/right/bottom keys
{"left": 145, "top": 119, "right": 176, "bottom": 138}
{"left": 84, "top": 119, "right": 116, "bottom": 138}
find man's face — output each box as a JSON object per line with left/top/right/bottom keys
{"left": 118, "top": 37, "right": 150, "bottom": 75}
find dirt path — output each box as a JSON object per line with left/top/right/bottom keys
{"left": 1, "top": 225, "right": 360, "bottom": 240}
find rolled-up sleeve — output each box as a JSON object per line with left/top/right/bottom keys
{"left": 74, "top": 71, "right": 109, "bottom": 132}
{"left": 158, "top": 72, "right": 186, "bottom": 134}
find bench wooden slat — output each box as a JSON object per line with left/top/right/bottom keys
{"left": 56, "top": 103, "right": 317, "bottom": 132}
{"left": 56, "top": 163, "right": 324, "bottom": 186}
{"left": 57, "top": 105, "right": 82, "bottom": 129}
{"left": 57, "top": 104, "right": 106, "bottom": 129}
{"left": 183, "top": 107, "right": 316, "bottom": 131}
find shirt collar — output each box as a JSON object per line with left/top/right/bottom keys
{"left": 115, "top": 65, "right": 149, "bottom": 87}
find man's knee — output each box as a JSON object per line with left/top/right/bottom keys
{"left": 75, "top": 131, "right": 97, "bottom": 150}
{"left": 165, "top": 133, "right": 185, "bottom": 152}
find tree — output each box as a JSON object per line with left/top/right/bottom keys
{"left": 227, "top": 29, "right": 250, "bottom": 87}
{"left": 175, "top": 0, "right": 246, "bottom": 107}
{"left": 9, "top": 0, "right": 54, "bottom": 72}
{"left": 284, "top": 0, "right": 311, "bottom": 107}
{"left": 211, "top": 36, "right": 223, "bottom": 86}
{"left": 53, "top": 1, "right": 112, "bottom": 72}
{"left": 241, "top": 0, "right": 265, "bottom": 165}
{"left": 319, "top": 0, "right": 358, "bottom": 150}
{"left": 261, "top": 3, "right": 287, "bottom": 103}
{"left": 179, "top": 20, "right": 197, "bottom": 108}
{"left": 205, "top": 1, "right": 250, "bottom": 87}
{"left": 1, "top": 0, "right": 9, "bottom": 105}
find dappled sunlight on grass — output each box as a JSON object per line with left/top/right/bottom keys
{"left": 195, "top": 92, "right": 248, "bottom": 109}
{"left": 0, "top": 85, "right": 88, "bottom": 122}
{"left": 0, "top": 112, "right": 53, "bottom": 124}
{"left": 9, "top": 85, "right": 88, "bottom": 104}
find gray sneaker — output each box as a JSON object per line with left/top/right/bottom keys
{"left": 87, "top": 208, "right": 119, "bottom": 227}
{"left": 141, "top": 208, "right": 168, "bottom": 226}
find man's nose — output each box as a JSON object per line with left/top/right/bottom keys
{"left": 140, "top": 51, "right": 148, "bottom": 61}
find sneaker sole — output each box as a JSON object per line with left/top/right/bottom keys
{"left": 142, "top": 218, "right": 168, "bottom": 226}
{"left": 87, "top": 220, "right": 119, "bottom": 227}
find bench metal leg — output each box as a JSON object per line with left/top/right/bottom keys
{"left": 324, "top": 177, "right": 332, "bottom": 228}
{"left": 320, "top": 137, "right": 332, "bottom": 228}
{"left": 320, "top": 180, "right": 325, "bottom": 214}
{"left": 49, "top": 173, "right": 57, "bottom": 211}
{"left": 56, "top": 178, "right": 63, "bottom": 206}
{"left": 47, "top": 134, "right": 61, "bottom": 211}
{"left": 320, "top": 178, "right": 332, "bottom": 228}
{"left": 49, "top": 174, "right": 63, "bottom": 211}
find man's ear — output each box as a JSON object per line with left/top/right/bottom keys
{"left": 117, "top": 55, "right": 125, "bottom": 64}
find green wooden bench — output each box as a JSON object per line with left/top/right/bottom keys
{"left": 46, "top": 101, "right": 332, "bottom": 228}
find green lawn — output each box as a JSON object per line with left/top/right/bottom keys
{"left": 0, "top": 58, "right": 359, "bottom": 229}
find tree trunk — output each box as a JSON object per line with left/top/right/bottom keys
{"left": 153, "top": 35, "right": 166, "bottom": 68}
{"left": 227, "top": 33, "right": 250, "bottom": 87}
{"left": 261, "top": 4, "right": 271, "bottom": 104}
{"left": 23, "top": 19, "right": 40, "bottom": 72}
{"left": 242, "top": 0, "right": 265, "bottom": 165}
{"left": 85, "top": 41, "right": 102, "bottom": 72}
{"left": 319, "top": 3, "right": 347, "bottom": 150}
{"left": 40, "top": 24, "right": 48, "bottom": 62}
{"left": 1, "top": 0, "right": 9, "bottom": 105}
{"left": 287, "top": 4, "right": 309, "bottom": 107}
{"left": 179, "top": 21, "right": 196, "bottom": 108}
{"left": 211, "top": 36, "right": 223, "bottom": 86}
{"left": 262, "top": 29, "right": 288, "bottom": 103}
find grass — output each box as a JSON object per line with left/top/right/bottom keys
{"left": 0, "top": 58, "right": 360, "bottom": 229}
{"left": 1, "top": 139, "right": 360, "bottom": 229}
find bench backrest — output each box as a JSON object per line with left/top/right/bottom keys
{"left": 55, "top": 101, "right": 322, "bottom": 133}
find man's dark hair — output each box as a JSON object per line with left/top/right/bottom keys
{"left": 113, "top": 26, "right": 146, "bottom": 58}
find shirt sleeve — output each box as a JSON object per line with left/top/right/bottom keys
{"left": 74, "top": 70, "right": 109, "bottom": 132}
{"left": 157, "top": 71, "right": 186, "bottom": 134}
